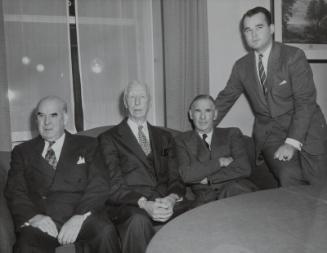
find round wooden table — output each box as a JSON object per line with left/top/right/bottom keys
{"left": 146, "top": 186, "right": 327, "bottom": 253}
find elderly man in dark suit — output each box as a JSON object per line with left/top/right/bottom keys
{"left": 5, "top": 96, "right": 120, "bottom": 253}
{"left": 215, "top": 7, "right": 327, "bottom": 187}
{"left": 176, "top": 95, "right": 256, "bottom": 206}
{"left": 97, "top": 80, "right": 190, "bottom": 253}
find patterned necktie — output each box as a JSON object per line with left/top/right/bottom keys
{"left": 258, "top": 54, "right": 267, "bottom": 94}
{"left": 202, "top": 134, "right": 210, "bottom": 150}
{"left": 45, "top": 141, "right": 57, "bottom": 169}
{"left": 138, "top": 125, "right": 151, "bottom": 156}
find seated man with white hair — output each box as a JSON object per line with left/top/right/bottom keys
{"left": 97, "top": 81, "right": 192, "bottom": 253}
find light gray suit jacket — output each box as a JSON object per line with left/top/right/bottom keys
{"left": 216, "top": 42, "right": 327, "bottom": 157}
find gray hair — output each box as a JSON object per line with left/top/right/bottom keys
{"left": 189, "top": 94, "right": 215, "bottom": 111}
{"left": 123, "top": 80, "right": 151, "bottom": 107}
{"left": 36, "top": 95, "right": 68, "bottom": 114}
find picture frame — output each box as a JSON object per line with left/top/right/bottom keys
{"left": 272, "top": 0, "right": 327, "bottom": 60}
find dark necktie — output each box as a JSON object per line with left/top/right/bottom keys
{"left": 258, "top": 54, "right": 267, "bottom": 94}
{"left": 45, "top": 141, "right": 57, "bottom": 169}
{"left": 202, "top": 134, "right": 210, "bottom": 150}
{"left": 138, "top": 125, "right": 151, "bottom": 156}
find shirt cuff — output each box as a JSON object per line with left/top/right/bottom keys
{"left": 285, "top": 138, "right": 302, "bottom": 151}
{"left": 169, "top": 193, "right": 183, "bottom": 202}
{"left": 82, "top": 211, "right": 92, "bottom": 221}
{"left": 20, "top": 221, "right": 30, "bottom": 228}
{"left": 138, "top": 197, "right": 147, "bottom": 208}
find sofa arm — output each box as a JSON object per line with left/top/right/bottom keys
{"left": 0, "top": 155, "right": 16, "bottom": 253}
{"left": 0, "top": 195, "right": 15, "bottom": 253}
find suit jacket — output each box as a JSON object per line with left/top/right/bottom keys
{"left": 175, "top": 127, "right": 251, "bottom": 193}
{"left": 215, "top": 42, "right": 327, "bottom": 156}
{"left": 98, "top": 118, "right": 185, "bottom": 206}
{"left": 5, "top": 131, "right": 106, "bottom": 230}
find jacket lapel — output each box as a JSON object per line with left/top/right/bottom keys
{"left": 266, "top": 42, "right": 281, "bottom": 93}
{"left": 210, "top": 129, "right": 220, "bottom": 158}
{"left": 117, "top": 120, "right": 151, "bottom": 169}
{"left": 186, "top": 131, "right": 211, "bottom": 162}
{"left": 210, "top": 128, "right": 230, "bottom": 159}
{"left": 55, "top": 132, "right": 78, "bottom": 172}
{"left": 30, "top": 136, "right": 56, "bottom": 185}
{"left": 148, "top": 124, "right": 163, "bottom": 178}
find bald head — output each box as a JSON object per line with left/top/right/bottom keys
{"left": 37, "top": 96, "right": 67, "bottom": 113}
{"left": 36, "top": 96, "right": 68, "bottom": 141}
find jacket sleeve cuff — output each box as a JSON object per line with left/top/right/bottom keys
{"left": 285, "top": 138, "right": 302, "bottom": 151}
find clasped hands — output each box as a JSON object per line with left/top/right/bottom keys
{"left": 274, "top": 143, "right": 296, "bottom": 162}
{"left": 140, "top": 194, "right": 178, "bottom": 222}
{"left": 28, "top": 213, "right": 88, "bottom": 245}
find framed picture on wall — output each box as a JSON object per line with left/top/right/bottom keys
{"left": 272, "top": 0, "right": 327, "bottom": 60}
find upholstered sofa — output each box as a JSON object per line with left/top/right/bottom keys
{"left": 0, "top": 151, "right": 15, "bottom": 253}
{"left": 0, "top": 126, "right": 278, "bottom": 253}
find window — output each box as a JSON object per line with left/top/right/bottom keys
{"left": 3, "top": 0, "right": 162, "bottom": 144}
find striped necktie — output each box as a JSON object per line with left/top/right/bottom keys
{"left": 45, "top": 141, "right": 57, "bottom": 169}
{"left": 138, "top": 125, "right": 151, "bottom": 156}
{"left": 258, "top": 54, "right": 267, "bottom": 94}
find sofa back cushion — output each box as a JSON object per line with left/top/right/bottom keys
{"left": 77, "top": 125, "right": 182, "bottom": 139}
{"left": 0, "top": 151, "right": 10, "bottom": 190}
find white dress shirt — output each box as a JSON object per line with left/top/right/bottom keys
{"left": 255, "top": 43, "right": 272, "bottom": 80}
{"left": 42, "top": 133, "right": 65, "bottom": 163}
{"left": 197, "top": 130, "right": 213, "bottom": 149}
{"left": 127, "top": 118, "right": 150, "bottom": 143}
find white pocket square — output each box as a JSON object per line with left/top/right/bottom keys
{"left": 279, "top": 80, "right": 287, "bottom": 86}
{"left": 77, "top": 156, "right": 85, "bottom": 164}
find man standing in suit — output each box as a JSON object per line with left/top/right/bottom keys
{"left": 98, "top": 80, "right": 190, "bottom": 253}
{"left": 215, "top": 7, "right": 327, "bottom": 187}
{"left": 6, "top": 96, "right": 120, "bottom": 253}
{"left": 176, "top": 95, "right": 256, "bottom": 206}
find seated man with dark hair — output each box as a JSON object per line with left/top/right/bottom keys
{"left": 5, "top": 96, "right": 120, "bottom": 253}
{"left": 175, "top": 95, "right": 257, "bottom": 206}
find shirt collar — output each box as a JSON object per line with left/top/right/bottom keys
{"left": 127, "top": 118, "right": 147, "bottom": 128}
{"left": 197, "top": 129, "right": 213, "bottom": 146}
{"left": 127, "top": 118, "right": 149, "bottom": 140}
{"left": 255, "top": 43, "right": 272, "bottom": 74}
{"left": 42, "top": 133, "right": 65, "bottom": 160}
{"left": 255, "top": 42, "right": 272, "bottom": 60}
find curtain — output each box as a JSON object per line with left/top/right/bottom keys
{"left": 76, "top": 0, "right": 156, "bottom": 129}
{"left": 0, "top": 0, "right": 11, "bottom": 151}
{"left": 162, "top": 0, "right": 209, "bottom": 131}
{"left": 3, "top": 0, "right": 74, "bottom": 143}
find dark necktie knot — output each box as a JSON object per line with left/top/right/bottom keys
{"left": 48, "top": 141, "right": 55, "bottom": 147}
{"left": 202, "top": 134, "right": 210, "bottom": 149}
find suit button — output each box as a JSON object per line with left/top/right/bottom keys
{"left": 41, "top": 196, "right": 47, "bottom": 200}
